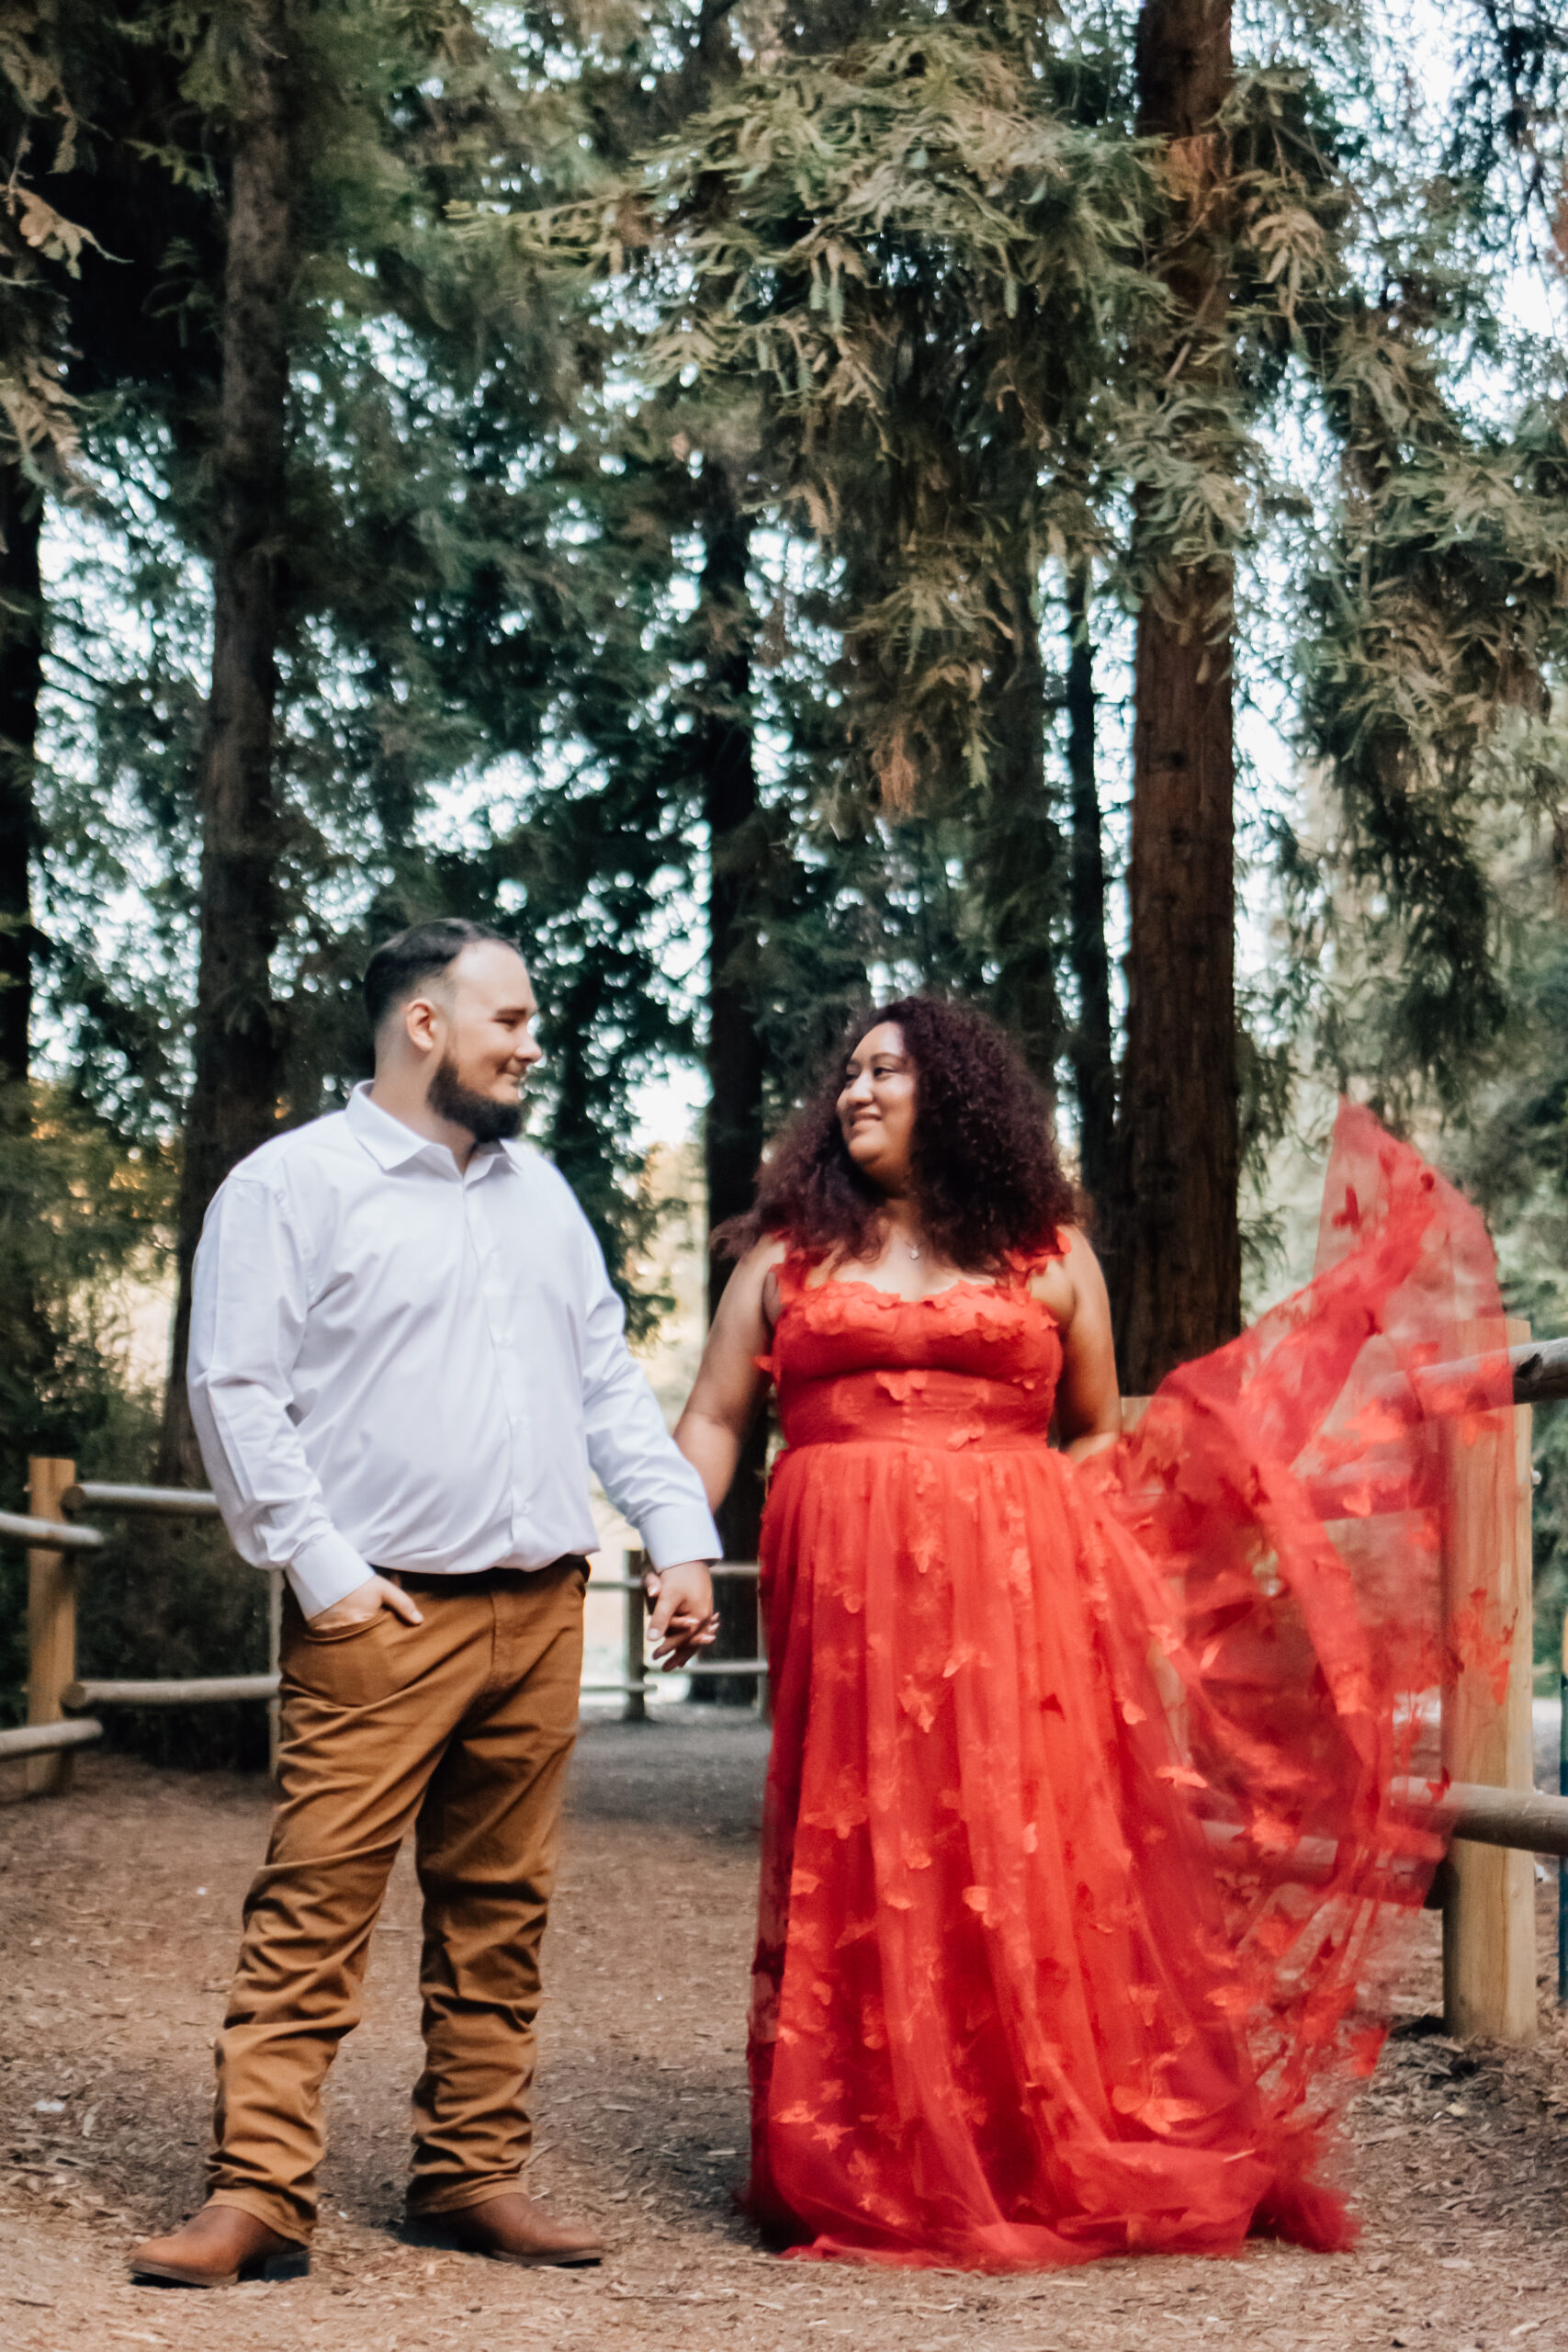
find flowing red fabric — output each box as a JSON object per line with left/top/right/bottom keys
{"left": 746, "top": 1105, "right": 1514, "bottom": 2272}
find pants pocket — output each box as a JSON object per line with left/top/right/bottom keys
{"left": 283, "top": 1602, "right": 408, "bottom": 1705}
{"left": 299, "top": 1608, "right": 389, "bottom": 1647}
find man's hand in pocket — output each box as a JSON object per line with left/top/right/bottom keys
{"left": 308, "top": 1575, "right": 424, "bottom": 1632}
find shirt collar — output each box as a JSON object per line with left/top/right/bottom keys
{"left": 344, "top": 1081, "right": 513, "bottom": 1182}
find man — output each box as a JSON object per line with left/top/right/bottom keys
{"left": 131, "top": 919, "right": 721, "bottom": 2288}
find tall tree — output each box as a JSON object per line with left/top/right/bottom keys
{"left": 1065, "top": 564, "right": 1113, "bottom": 1212}
{"left": 696, "top": 458, "right": 768, "bottom": 1525}
{"left": 677, "top": 3, "right": 779, "bottom": 1678}
{"left": 0, "top": 14, "right": 102, "bottom": 1463}
{"left": 160, "top": 0, "right": 293, "bottom": 1478}
{"left": 976, "top": 514, "right": 1064, "bottom": 1088}
{"left": 0, "top": 33, "right": 74, "bottom": 1099}
{"left": 685, "top": 6, "right": 772, "bottom": 1599}
{"left": 1107, "top": 0, "right": 1238, "bottom": 1393}
{"left": 0, "top": 456, "right": 51, "bottom": 1447}
{"left": 0, "top": 467, "right": 41, "bottom": 1102}
{"left": 143, "top": 0, "right": 619, "bottom": 1460}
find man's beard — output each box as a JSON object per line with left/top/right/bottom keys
{"left": 428, "top": 1051, "right": 525, "bottom": 1144}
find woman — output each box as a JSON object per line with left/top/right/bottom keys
{"left": 676, "top": 996, "right": 1512, "bottom": 2273}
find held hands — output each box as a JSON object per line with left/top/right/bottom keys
{"left": 643, "top": 1560, "right": 719, "bottom": 1670}
{"left": 308, "top": 1573, "right": 424, "bottom": 1632}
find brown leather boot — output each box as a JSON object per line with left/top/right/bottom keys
{"left": 419, "top": 2188, "right": 604, "bottom": 2267}
{"left": 130, "top": 2201, "right": 310, "bottom": 2288}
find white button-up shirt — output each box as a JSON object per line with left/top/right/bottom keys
{"left": 187, "top": 1084, "right": 720, "bottom": 1616}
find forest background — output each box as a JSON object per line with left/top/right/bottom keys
{"left": 2, "top": 0, "right": 1567, "bottom": 1761}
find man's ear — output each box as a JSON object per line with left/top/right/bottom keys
{"left": 401, "top": 993, "right": 442, "bottom": 1057}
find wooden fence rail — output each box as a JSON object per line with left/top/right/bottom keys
{"left": 1438, "top": 1781, "right": 1568, "bottom": 1858}
{"left": 0, "top": 1509, "right": 103, "bottom": 1552}
{"left": 1503, "top": 1336, "right": 1568, "bottom": 1406}
{"left": 64, "top": 1482, "right": 221, "bottom": 1517}
{"left": 63, "top": 1675, "right": 282, "bottom": 1709}
{"left": 0, "top": 1715, "right": 104, "bottom": 1763}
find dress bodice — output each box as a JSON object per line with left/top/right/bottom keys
{"left": 766, "top": 1254, "right": 1063, "bottom": 1452}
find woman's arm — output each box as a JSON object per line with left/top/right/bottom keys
{"left": 674, "top": 1238, "right": 785, "bottom": 1511}
{"left": 1044, "top": 1227, "right": 1122, "bottom": 1462}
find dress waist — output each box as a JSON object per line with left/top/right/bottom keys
{"left": 775, "top": 1368, "right": 1054, "bottom": 1453}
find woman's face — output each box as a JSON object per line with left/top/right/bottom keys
{"left": 837, "top": 1023, "right": 917, "bottom": 1194}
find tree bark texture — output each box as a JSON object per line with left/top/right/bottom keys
{"left": 699, "top": 462, "right": 768, "bottom": 1697}
{"left": 1109, "top": 0, "right": 1239, "bottom": 1393}
{"left": 981, "top": 548, "right": 1062, "bottom": 1089}
{"left": 1065, "top": 566, "right": 1113, "bottom": 1216}
{"left": 0, "top": 468, "right": 41, "bottom": 1094}
{"left": 160, "top": 0, "right": 293, "bottom": 1482}
{"left": 0, "top": 469, "right": 52, "bottom": 1463}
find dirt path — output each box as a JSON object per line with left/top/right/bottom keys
{"left": 4, "top": 1715, "right": 1567, "bottom": 2350}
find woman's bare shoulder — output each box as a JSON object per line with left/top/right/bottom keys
{"left": 721, "top": 1233, "right": 790, "bottom": 1326}
{"left": 1057, "top": 1222, "right": 1103, "bottom": 1275}
{"left": 742, "top": 1232, "right": 799, "bottom": 1326}
{"left": 1027, "top": 1223, "right": 1104, "bottom": 1318}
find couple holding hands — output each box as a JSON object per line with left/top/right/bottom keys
{"left": 133, "top": 917, "right": 1510, "bottom": 2286}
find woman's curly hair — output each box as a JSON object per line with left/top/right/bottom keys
{"left": 716, "top": 995, "right": 1079, "bottom": 1271}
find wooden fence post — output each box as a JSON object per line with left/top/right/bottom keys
{"left": 624, "top": 1548, "right": 647, "bottom": 1723}
{"left": 1442, "top": 1317, "right": 1537, "bottom": 2042}
{"left": 25, "top": 1457, "right": 79, "bottom": 1799}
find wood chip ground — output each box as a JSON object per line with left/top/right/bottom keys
{"left": 3, "top": 1713, "right": 1567, "bottom": 2349}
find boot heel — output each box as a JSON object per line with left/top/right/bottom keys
{"left": 250, "top": 2245, "right": 310, "bottom": 2283}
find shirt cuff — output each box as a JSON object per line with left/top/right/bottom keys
{"left": 637, "top": 1499, "right": 724, "bottom": 1570}
{"left": 286, "top": 1528, "right": 375, "bottom": 1618}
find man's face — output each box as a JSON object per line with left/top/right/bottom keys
{"left": 432, "top": 942, "right": 544, "bottom": 1114}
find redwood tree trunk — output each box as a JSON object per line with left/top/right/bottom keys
{"left": 699, "top": 461, "right": 767, "bottom": 1698}
{"left": 983, "top": 546, "right": 1062, "bottom": 1087}
{"left": 160, "top": 0, "right": 293, "bottom": 1481}
{"left": 0, "top": 469, "right": 50, "bottom": 1457}
{"left": 1108, "top": 0, "right": 1239, "bottom": 1394}
{"left": 0, "top": 468, "right": 40, "bottom": 1096}
{"left": 1065, "top": 565, "right": 1113, "bottom": 1214}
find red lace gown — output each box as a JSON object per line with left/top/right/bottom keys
{"left": 746, "top": 1106, "right": 1514, "bottom": 2271}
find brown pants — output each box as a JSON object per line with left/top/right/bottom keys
{"left": 208, "top": 1561, "right": 585, "bottom": 2243}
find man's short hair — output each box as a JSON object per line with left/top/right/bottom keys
{"left": 363, "top": 919, "right": 511, "bottom": 1036}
